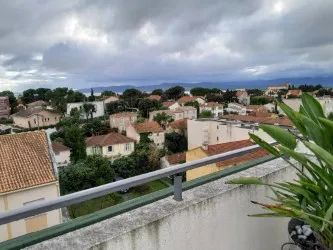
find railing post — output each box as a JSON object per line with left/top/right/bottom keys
{"left": 173, "top": 173, "right": 183, "bottom": 201}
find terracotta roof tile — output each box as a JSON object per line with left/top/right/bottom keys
{"left": 221, "top": 114, "right": 293, "bottom": 127}
{"left": 110, "top": 112, "right": 137, "bottom": 118}
{"left": 148, "top": 95, "right": 161, "bottom": 101}
{"left": 204, "top": 139, "right": 269, "bottom": 167}
{"left": 86, "top": 132, "right": 135, "bottom": 147}
{"left": 287, "top": 89, "right": 302, "bottom": 96}
{"left": 0, "top": 131, "right": 57, "bottom": 193}
{"left": 170, "top": 118, "right": 188, "bottom": 129}
{"left": 162, "top": 101, "right": 177, "bottom": 107}
{"left": 236, "top": 90, "right": 247, "bottom": 97}
{"left": 12, "top": 108, "right": 60, "bottom": 118}
{"left": 166, "top": 152, "right": 186, "bottom": 165}
{"left": 132, "top": 121, "right": 164, "bottom": 133}
{"left": 177, "top": 96, "right": 204, "bottom": 103}
{"left": 52, "top": 141, "right": 70, "bottom": 153}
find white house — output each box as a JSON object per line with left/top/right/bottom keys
{"left": 126, "top": 121, "right": 165, "bottom": 148}
{"left": 162, "top": 101, "right": 180, "bottom": 111}
{"left": 149, "top": 106, "right": 197, "bottom": 121}
{"left": 67, "top": 101, "right": 105, "bottom": 118}
{"left": 225, "top": 103, "right": 247, "bottom": 115}
{"left": 199, "top": 102, "right": 224, "bottom": 117}
{"left": 86, "top": 132, "right": 135, "bottom": 161}
{"left": 177, "top": 96, "right": 205, "bottom": 106}
{"left": 52, "top": 142, "right": 71, "bottom": 167}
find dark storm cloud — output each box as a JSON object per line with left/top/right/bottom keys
{"left": 0, "top": 0, "right": 333, "bottom": 91}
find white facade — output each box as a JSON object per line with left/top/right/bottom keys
{"left": 126, "top": 125, "right": 165, "bottom": 148}
{"left": 199, "top": 104, "right": 223, "bottom": 118}
{"left": 168, "top": 102, "right": 180, "bottom": 111}
{"left": 54, "top": 150, "right": 71, "bottom": 167}
{"left": 284, "top": 97, "right": 333, "bottom": 116}
{"left": 86, "top": 142, "right": 135, "bottom": 160}
{"left": 225, "top": 103, "right": 246, "bottom": 115}
{"left": 67, "top": 101, "right": 105, "bottom": 118}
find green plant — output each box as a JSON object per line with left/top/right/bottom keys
{"left": 227, "top": 93, "right": 333, "bottom": 249}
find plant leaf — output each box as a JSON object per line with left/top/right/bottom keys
{"left": 279, "top": 102, "right": 306, "bottom": 134}
{"left": 301, "top": 92, "right": 325, "bottom": 124}
{"left": 259, "top": 124, "right": 297, "bottom": 150}
{"left": 299, "top": 116, "right": 326, "bottom": 148}
{"left": 322, "top": 202, "right": 333, "bottom": 231}
{"left": 304, "top": 141, "right": 333, "bottom": 169}
{"left": 249, "top": 133, "right": 280, "bottom": 156}
{"left": 279, "top": 145, "right": 308, "bottom": 165}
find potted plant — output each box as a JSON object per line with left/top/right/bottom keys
{"left": 227, "top": 93, "right": 333, "bottom": 250}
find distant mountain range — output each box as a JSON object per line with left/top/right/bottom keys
{"left": 79, "top": 76, "right": 333, "bottom": 93}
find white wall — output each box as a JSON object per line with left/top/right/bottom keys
{"left": 67, "top": 102, "right": 105, "bottom": 118}
{"left": 54, "top": 150, "right": 71, "bottom": 167}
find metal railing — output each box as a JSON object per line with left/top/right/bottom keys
{"left": 0, "top": 142, "right": 277, "bottom": 225}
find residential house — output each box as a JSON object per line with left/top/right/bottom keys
{"left": 0, "top": 96, "right": 11, "bottom": 118}
{"left": 160, "top": 152, "right": 186, "bottom": 169}
{"left": 265, "top": 83, "right": 289, "bottom": 95}
{"left": 177, "top": 96, "right": 205, "bottom": 106}
{"left": 103, "top": 96, "right": 119, "bottom": 104}
{"left": 186, "top": 140, "right": 269, "bottom": 180}
{"left": 199, "top": 102, "right": 224, "bottom": 117}
{"left": 12, "top": 108, "right": 61, "bottom": 129}
{"left": 286, "top": 89, "right": 302, "bottom": 98}
{"left": 236, "top": 91, "right": 250, "bottom": 106}
{"left": 0, "top": 131, "right": 61, "bottom": 242}
{"left": 149, "top": 106, "right": 197, "bottom": 121}
{"left": 246, "top": 105, "right": 270, "bottom": 117}
{"left": 109, "top": 112, "right": 138, "bottom": 132}
{"left": 225, "top": 103, "right": 247, "bottom": 115}
{"left": 126, "top": 121, "right": 165, "bottom": 148}
{"left": 26, "top": 100, "right": 49, "bottom": 109}
{"left": 162, "top": 101, "right": 180, "bottom": 110}
{"left": 147, "top": 95, "right": 162, "bottom": 101}
{"left": 86, "top": 132, "right": 135, "bottom": 161}
{"left": 52, "top": 142, "right": 71, "bottom": 167}
{"left": 67, "top": 101, "right": 105, "bottom": 119}
{"left": 167, "top": 118, "right": 188, "bottom": 136}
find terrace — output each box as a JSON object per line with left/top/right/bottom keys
{"left": 0, "top": 143, "right": 299, "bottom": 250}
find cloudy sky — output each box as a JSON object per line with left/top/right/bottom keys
{"left": 0, "top": 0, "right": 332, "bottom": 92}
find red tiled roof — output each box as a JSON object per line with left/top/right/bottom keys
{"left": 204, "top": 139, "right": 269, "bottom": 167}
{"left": 177, "top": 96, "right": 204, "bottom": 103}
{"left": 0, "top": 131, "right": 57, "bottom": 193}
{"left": 170, "top": 118, "right": 188, "bottom": 129}
{"left": 236, "top": 90, "right": 247, "bottom": 97}
{"left": 166, "top": 152, "right": 186, "bottom": 165}
{"left": 162, "top": 101, "right": 177, "bottom": 107}
{"left": 287, "top": 89, "right": 302, "bottom": 96}
{"left": 86, "top": 132, "right": 135, "bottom": 147}
{"left": 148, "top": 95, "right": 161, "bottom": 101}
{"left": 221, "top": 114, "right": 293, "bottom": 127}
{"left": 110, "top": 112, "right": 137, "bottom": 118}
{"left": 52, "top": 141, "right": 70, "bottom": 153}
{"left": 132, "top": 121, "right": 164, "bottom": 133}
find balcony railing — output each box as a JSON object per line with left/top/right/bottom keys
{"left": 0, "top": 141, "right": 278, "bottom": 249}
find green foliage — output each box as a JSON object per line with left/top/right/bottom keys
{"left": 59, "top": 155, "right": 115, "bottom": 195}
{"left": 164, "top": 86, "right": 185, "bottom": 100}
{"left": 63, "top": 125, "right": 87, "bottom": 163}
{"left": 199, "top": 110, "right": 212, "bottom": 118}
{"left": 137, "top": 98, "right": 164, "bottom": 118}
{"left": 151, "top": 89, "right": 163, "bottom": 96}
{"left": 121, "top": 88, "right": 142, "bottom": 108}
{"left": 165, "top": 132, "right": 187, "bottom": 153}
{"left": 82, "top": 119, "right": 109, "bottom": 137}
{"left": 298, "top": 84, "right": 322, "bottom": 92}
{"left": 153, "top": 112, "right": 174, "bottom": 129}
{"left": 328, "top": 113, "right": 333, "bottom": 121}
{"left": 88, "top": 88, "right": 95, "bottom": 102}
{"left": 105, "top": 100, "right": 127, "bottom": 115}
{"left": 229, "top": 92, "right": 333, "bottom": 247}
{"left": 82, "top": 103, "right": 96, "bottom": 120}
{"left": 206, "top": 93, "right": 224, "bottom": 103}
{"left": 250, "top": 96, "right": 271, "bottom": 105}
{"left": 112, "top": 157, "right": 137, "bottom": 178}
{"left": 222, "top": 89, "right": 237, "bottom": 103}
{"left": 246, "top": 89, "right": 264, "bottom": 96}
{"left": 0, "top": 118, "right": 13, "bottom": 124}
{"left": 101, "top": 90, "right": 116, "bottom": 97}
{"left": 190, "top": 87, "right": 222, "bottom": 96}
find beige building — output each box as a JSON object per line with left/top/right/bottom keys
{"left": 0, "top": 131, "right": 61, "bottom": 242}
{"left": 177, "top": 96, "right": 205, "bottom": 106}
{"left": 162, "top": 101, "right": 180, "bottom": 110}
{"left": 126, "top": 121, "right": 165, "bottom": 148}
{"left": 186, "top": 140, "right": 269, "bottom": 180}
{"left": 110, "top": 112, "right": 138, "bottom": 132}
{"left": 149, "top": 106, "right": 197, "bottom": 121}
{"left": 199, "top": 102, "right": 224, "bottom": 117}
{"left": 0, "top": 96, "right": 11, "bottom": 118}
{"left": 265, "top": 83, "right": 289, "bottom": 95}
{"left": 86, "top": 132, "right": 135, "bottom": 160}
{"left": 26, "top": 100, "right": 50, "bottom": 109}
{"left": 52, "top": 142, "right": 71, "bottom": 167}
{"left": 284, "top": 97, "right": 333, "bottom": 116}
{"left": 12, "top": 108, "right": 62, "bottom": 129}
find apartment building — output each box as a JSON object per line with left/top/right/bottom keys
{"left": 109, "top": 112, "right": 138, "bottom": 132}
{"left": 265, "top": 83, "right": 289, "bottom": 95}
{"left": 86, "top": 132, "right": 135, "bottom": 161}
{"left": 0, "top": 96, "right": 11, "bottom": 118}
{"left": 0, "top": 131, "right": 61, "bottom": 242}
{"left": 149, "top": 106, "right": 197, "bottom": 121}
{"left": 12, "top": 108, "right": 62, "bottom": 129}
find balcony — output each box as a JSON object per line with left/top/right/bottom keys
{"left": 0, "top": 144, "right": 298, "bottom": 250}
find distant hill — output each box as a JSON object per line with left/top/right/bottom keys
{"left": 79, "top": 76, "right": 333, "bottom": 93}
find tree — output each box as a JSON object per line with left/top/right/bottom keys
{"left": 328, "top": 113, "right": 333, "bottom": 121}
{"left": 151, "top": 89, "right": 163, "bottom": 96}
{"left": 199, "top": 110, "right": 212, "bottom": 118}
{"left": 35, "top": 88, "right": 51, "bottom": 101}
{"left": 101, "top": 90, "right": 116, "bottom": 97}
{"left": 137, "top": 98, "right": 165, "bottom": 118}
{"left": 0, "top": 91, "right": 17, "bottom": 114}
{"left": 105, "top": 100, "right": 127, "bottom": 115}
{"left": 222, "top": 90, "right": 237, "bottom": 103}
{"left": 82, "top": 119, "right": 109, "bottom": 137}
{"left": 63, "top": 125, "right": 87, "bottom": 163}
{"left": 112, "top": 157, "right": 137, "bottom": 178}
{"left": 165, "top": 86, "right": 185, "bottom": 100}
{"left": 69, "top": 107, "right": 81, "bottom": 119}
{"left": 206, "top": 93, "right": 224, "bottom": 103}
{"left": 153, "top": 112, "right": 174, "bottom": 129}
{"left": 190, "top": 87, "right": 210, "bottom": 96}
{"left": 165, "top": 132, "right": 187, "bottom": 153}
{"left": 22, "top": 89, "right": 36, "bottom": 104}
{"left": 59, "top": 155, "right": 115, "bottom": 195}
{"left": 121, "top": 88, "right": 142, "bottom": 108}
{"left": 88, "top": 88, "right": 96, "bottom": 102}
{"left": 246, "top": 89, "right": 264, "bottom": 96}
{"left": 250, "top": 96, "right": 271, "bottom": 105}
{"left": 82, "top": 103, "right": 96, "bottom": 120}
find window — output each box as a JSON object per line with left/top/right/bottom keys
{"left": 34, "top": 119, "right": 37, "bottom": 124}
{"left": 217, "top": 137, "right": 219, "bottom": 141}
{"left": 217, "top": 125, "right": 219, "bottom": 129}
{"left": 108, "top": 146, "right": 113, "bottom": 152}
{"left": 156, "top": 133, "right": 159, "bottom": 136}
{"left": 124, "top": 143, "right": 131, "bottom": 151}
{"left": 55, "top": 117, "right": 57, "bottom": 121}
{"left": 55, "top": 152, "right": 60, "bottom": 156}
